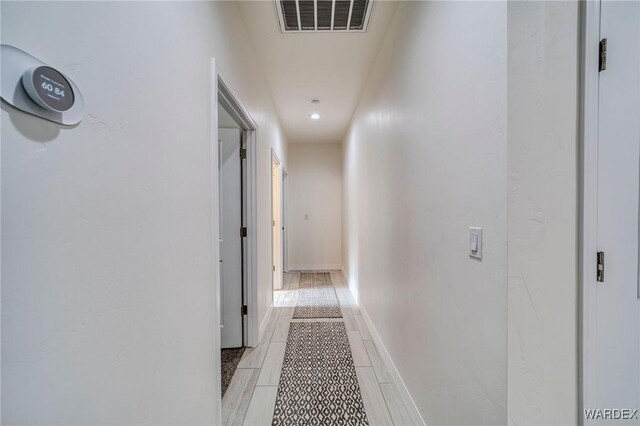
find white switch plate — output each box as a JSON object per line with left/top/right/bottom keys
{"left": 469, "top": 227, "right": 482, "bottom": 259}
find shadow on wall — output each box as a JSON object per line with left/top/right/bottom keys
{"left": 2, "top": 101, "right": 62, "bottom": 142}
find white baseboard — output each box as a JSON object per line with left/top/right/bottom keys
{"left": 289, "top": 263, "right": 342, "bottom": 271}
{"left": 340, "top": 265, "right": 352, "bottom": 297}
{"left": 349, "top": 291, "right": 426, "bottom": 425}
{"left": 257, "top": 304, "right": 273, "bottom": 347}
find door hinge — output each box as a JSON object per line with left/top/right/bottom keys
{"left": 273, "top": 265, "right": 276, "bottom": 272}
{"left": 240, "top": 227, "right": 247, "bottom": 238}
{"left": 240, "top": 148, "right": 247, "bottom": 159}
{"left": 241, "top": 305, "right": 248, "bottom": 315}
{"left": 597, "top": 251, "right": 605, "bottom": 282}
{"left": 599, "top": 38, "right": 607, "bottom": 72}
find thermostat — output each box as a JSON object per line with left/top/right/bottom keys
{"left": 22, "top": 66, "right": 75, "bottom": 112}
{"left": 1, "top": 44, "right": 84, "bottom": 125}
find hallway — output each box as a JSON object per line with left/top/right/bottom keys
{"left": 222, "top": 271, "right": 421, "bottom": 425}
{"left": 1, "top": 1, "right": 639, "bottom": 425}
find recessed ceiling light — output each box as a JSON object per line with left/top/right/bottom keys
{"left": 311, "top": 99, "right": 320, "bottom": 104}
{"left": 310, "top": 113, "right": 320, "bottom": 120}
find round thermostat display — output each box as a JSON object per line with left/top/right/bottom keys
{"left": 22, "top": 66, "right": 74, "bottom": 112}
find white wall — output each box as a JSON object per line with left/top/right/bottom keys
{"left": 342, "top": 2, "right": 508, "bottom": 424}
{"left": 506, "top": 2, "right": 579, "bottom": 424}
{"left": 288, "top": 144, "right": 342, "bottom": 270}
{"left": 0, "top": 2, "right": 286, "bottom": 424}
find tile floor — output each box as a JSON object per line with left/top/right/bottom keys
{"left": 221, "top": 270, "right": 422, "bottom": 426}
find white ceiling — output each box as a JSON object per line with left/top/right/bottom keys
{"left": 237, "top": 1, "right": 399, "bottom": 144}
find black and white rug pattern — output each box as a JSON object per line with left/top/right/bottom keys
{"left": 293, "top": 272, "right": 342, "bottom": 319}
{"left": 272, "top": 322, "right": 369, "bottom": 426}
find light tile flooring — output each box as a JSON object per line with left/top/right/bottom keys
{"left": 222, "top": 270, "right": 422, "bottom": 426}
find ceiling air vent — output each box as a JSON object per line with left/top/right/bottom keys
{"left": 276, "top": 0, "right": 373, "bottom": 33}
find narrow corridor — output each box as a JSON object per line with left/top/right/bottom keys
{"left": 222, "top": 271, "right": 421, "bottom": 425}
{"left": 2, "top": 1, "right": 638, "bottom": 424}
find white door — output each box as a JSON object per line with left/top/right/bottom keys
{"left": 219, "top": 128, "right": 243, "bottom": 348}
{"left": 593, "top": 1, "right": 640, "bottom": 421}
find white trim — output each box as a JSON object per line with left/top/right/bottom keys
{"left": 271, "top": 150, "right": 284, "bottom": 293}
{"left": 289, "top": 264, "right": 342, "bottom": 271}
{"left": 340, "top": 265, "right": 355, "bottom": 304}
{"left": 341, "top": 265, "right": 349, "bottom": 283}
{"left": 210, "top": 58, "right": 222, "bottom": 425}
{"left": 213, "top": 62, "right": 260, "bottom": 353}
{"left": 216, "top": 70, "right": 259, "bottom": 349}
{"left": 339, "top": 267, "right": 422, "bottom": 422}
{"left": 245, "top": 129, "right": 259, "bottom": 348}
{"left": 341, "top": 266, "right": 349, "bottom": 281}
{"left": 217, "top": 78, "right": 257, "bottom": 130}
{"left": 348, "top": 289, "right": 425, "bottom": 425}
{"left": 258, "top": 304, "right": 274, "bottom": 341}
{"left": 282, "top": 169, "right": 289, "bottom": 273}
{"left": 580, "top": 0, "right": 601, "bottom": 422}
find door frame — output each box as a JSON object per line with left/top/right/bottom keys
{"left": 580, "top": 2, "right": 640, "bottom": 420}
{"left": 580, "top": 0, "right": 602, "bottom": 419}
{"left": 271, "top": 149, "right": 283, "bottom": 293}
{"left": 282, "top": 169, "right": 288, "bottom": 273}
{"left": 211, "top": 59, "right": 259, "bottom": 417}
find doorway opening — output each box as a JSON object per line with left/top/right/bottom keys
{"left": 282, "top": 169, "right": 288, "bottom": 274}
{"left": 212, "top": 61, "right": 259, "bottom": 415}
{"left": 271, "top": 151, "right": 291, "bottom": 310}
{"left": 218, "top": 109, "right": 244, "bottom": 396}
{"left": 271, "top": 151, "right": 284, "bottom": 293}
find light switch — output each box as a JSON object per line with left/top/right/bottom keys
{"left": 470, "top": 234, "right": 478, "bottom": 252}
{"left": 469, "top": 227, "right": 482, "bottom": 259}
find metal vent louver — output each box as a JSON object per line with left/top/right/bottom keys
{"left": 276, "top": 0, "right": 373, "bottom": 32}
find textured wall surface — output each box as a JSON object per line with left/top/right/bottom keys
{"left": 507, "top": 2, "right": 579, "bottom": 424}
{"left": 1, "top": 2, "right": 286, "bottom": 424}
{"left": 287, "top": 144, "right": 342, "bottom": 270}
{"left": 342, "top": 2, "right": 508, "bottom": 424}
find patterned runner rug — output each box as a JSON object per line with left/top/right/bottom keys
{"left": 293, "top": 272, "right": 342, "bottom": 319}
{"left": 272, "top": 322, "right": 369, "bottom": 426}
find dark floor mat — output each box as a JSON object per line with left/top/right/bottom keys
{"left": 221, "top": 347, "right": 245, "bottom": 398}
